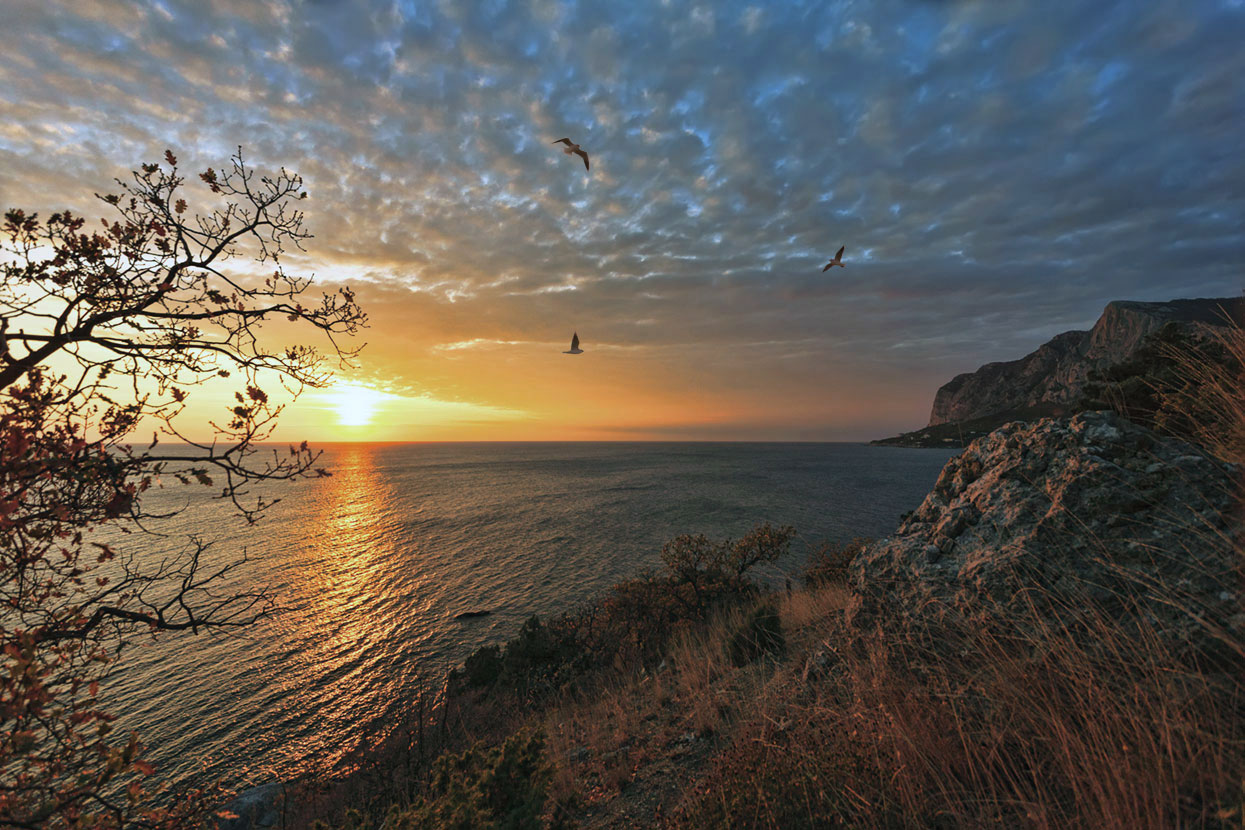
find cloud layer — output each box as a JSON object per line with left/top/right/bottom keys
{"left": 2, "top": 0, "right": 1242, "bottom": 438}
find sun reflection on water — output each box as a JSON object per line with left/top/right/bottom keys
{"left": 267, "top": 444, "right": 419, "bottom": 773}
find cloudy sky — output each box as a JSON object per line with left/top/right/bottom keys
{"left": 2, "top": 0, "right": 1242, "bottom": 440}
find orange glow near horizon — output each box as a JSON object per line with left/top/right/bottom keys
{"left": 76, "top": 339, "right": 927, "bottom": 444}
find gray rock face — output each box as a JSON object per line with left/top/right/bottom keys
{"left": 928, "top": 298, "right": 1241, "bottom": 426}
{"left": 850, "top": 412, "right": 1241, "bottom": 664}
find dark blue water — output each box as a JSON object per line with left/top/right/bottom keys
{"left": 101, "top": 442, "right": 955, "bottom": 788}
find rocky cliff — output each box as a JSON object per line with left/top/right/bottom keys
{"left": 851, "top": 411, "right": 1241, "bottom": 665}
{"left": 928, "top": 298, "right": 1240, "bottom": 427}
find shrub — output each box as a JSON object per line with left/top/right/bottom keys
{"left": 455, "top": 523, "right": 797, "bottom": 696}
{"left": 726, "top": 522, "right": 797, "bottom": 576}
{"left": 409, "top": 729, "right": 551, "bottom": 830}
{"left": 462, "top": 645, "right": 504, "bottom": 688}
{"left": 727, "top": 603, "right": 785, "bottom": 666}
{"left": 326, "top": 730, "right": 552, "bottom": 830}
{"left": 502, "top": 616, "right": 582, "bottom": 682}
{"left": 660, "top": 522, "right": 796, "bottom": 613}
{"left": 801, "top": 538, "right": 870, "bottom": 587}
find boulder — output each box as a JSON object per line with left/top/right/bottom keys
{"left": 850, "top": 411, "right": 1241, "bottom": 666}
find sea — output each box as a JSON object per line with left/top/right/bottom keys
{"left": 98, "top": 442, "right": 957, "bottom": 790}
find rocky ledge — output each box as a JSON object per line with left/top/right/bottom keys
{"left": 851, "top": 411, "right": 1241, "bottom": 667}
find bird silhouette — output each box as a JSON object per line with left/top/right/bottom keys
{"left": 552, "top": 138, "right": 590, "bottom": 171}
{"left": 822, "top": 246, "right": 846, "bottom": 271}
{"left": 563, "top": 332, "right": 584, "bottom": 354}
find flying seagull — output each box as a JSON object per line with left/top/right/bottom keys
{"left": 822, "top": 246, "right": 846, "bottom": 271}
{"left": 563, "top": 332, "right": 584, "bottom": 355}
{"left": 552, "top": 138, "right": 590, "bottom": 171}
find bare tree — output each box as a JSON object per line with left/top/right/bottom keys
{"left": 0, "top": 148, "right": 367, "bottom": 826}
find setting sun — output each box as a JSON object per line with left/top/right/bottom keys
{"left": 330, "top": 384, "right": 392, "bottom": 426}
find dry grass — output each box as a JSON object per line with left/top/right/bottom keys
{"left": 671, "top": 591, "right": 1243, "bottom": 829}
{"left": 537, "top": 586, "right": 851, "bottom": 826}
{"left": 669, "top": 321, "right": 1245, "bottom": 830}
{"left": 779, "top": 580, "right": 850, "bottom": 630}
{"left": 1160, "top": 314, "right": 1245, "bottom": 465}
{"left": 863, "top": 615, "right": 1238, "bottom": 827}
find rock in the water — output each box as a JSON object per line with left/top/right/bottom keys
{"left": 850, "top": 411, "right": 1240, "bottom": 666}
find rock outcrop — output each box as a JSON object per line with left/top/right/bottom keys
{"left": 851, "top": 412, "right": 1241, "bottom": 665}
{"left": 928, "top": 298, "right": 1240, "bottom": 426}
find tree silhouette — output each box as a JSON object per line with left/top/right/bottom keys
{"left": 0, "top": 148, "right": 366, "bottom": 826}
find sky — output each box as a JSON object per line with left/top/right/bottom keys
{"left": 1, "top": 0, "right": 1242, "bottom": 441}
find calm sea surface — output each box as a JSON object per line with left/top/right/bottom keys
{"left": 100, "top": 442, "right": 955, "bottom": 789}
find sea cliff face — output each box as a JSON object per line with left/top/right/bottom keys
{"left": 928, "top": 298, "right": 1240, "bottom": 426}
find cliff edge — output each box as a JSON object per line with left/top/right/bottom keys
{"left": 928, "top": 297, "right": 1240, "bottom": 427}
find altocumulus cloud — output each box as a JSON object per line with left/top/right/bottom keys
{"left": 1, "top": 0, "right": 1242, "bottom": 438}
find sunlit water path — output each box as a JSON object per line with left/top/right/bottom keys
{"left": 101, "top": 442, "right": 955, "bottom": 789}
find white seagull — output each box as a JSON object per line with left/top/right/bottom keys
{"left": 552, "top": 138, "right": 590, "bottom": 171}
{"left": 822, "top": 246, "right": 846, "bottom": 271}
{"left": 563, "top": 332, "right": 584, "bottom": 355}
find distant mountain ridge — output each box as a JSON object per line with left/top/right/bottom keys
{"left": 930, "top": 297, "right": 1241, "bottom": 426}
{"left": 874, "top": 296, "right": 1241, "bottom": 448}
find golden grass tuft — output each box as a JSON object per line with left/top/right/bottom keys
{"left": 672, "top": 590, "right": 1243, "bottom": 828}
{"left": 1160, "top": 311, "right": 1245, "bottom": 465}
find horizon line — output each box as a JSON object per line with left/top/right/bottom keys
{"left": 120, "top": 437, "right": 913, "bottom": 446}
